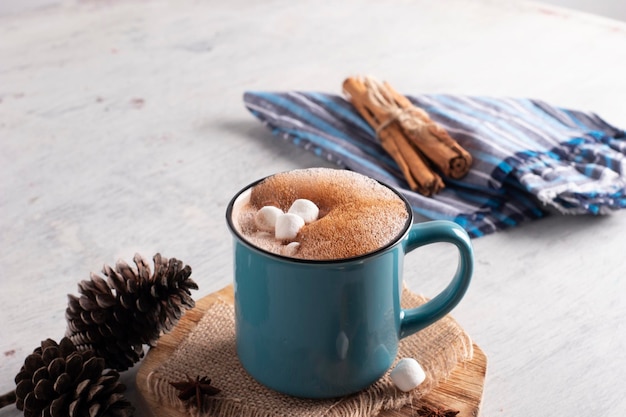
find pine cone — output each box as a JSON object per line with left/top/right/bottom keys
{"left": 65, "top": 253, "right": 198, "bottom": 371}
{"left": 14, "top": 338, "right": 133, "bottom": 417}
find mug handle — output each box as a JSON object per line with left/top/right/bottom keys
{"left": 399, "top": 220, "right": 474, "bottom": 339}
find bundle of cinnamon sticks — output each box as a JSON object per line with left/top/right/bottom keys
{"left": 343, "top": 76, "right": 472, "bottom": 196}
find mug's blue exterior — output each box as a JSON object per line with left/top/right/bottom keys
{"left": 227, "top": 175, "right": 473, "bottom": 398}
{"left": 232, "top": 235, "right": 406, "bottom": 398}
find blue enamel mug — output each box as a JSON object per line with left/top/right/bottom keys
{"left": 226, "top": 172, "right": 473, "bottom": 398}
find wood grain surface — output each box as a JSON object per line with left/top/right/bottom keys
{"left": 136, "top": 285, "right": 486, "bottom": 417}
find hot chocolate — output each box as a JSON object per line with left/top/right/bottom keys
{"left": 231, "top": 168, "right": 410, "bottom": 260}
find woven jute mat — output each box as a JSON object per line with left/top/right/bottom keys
{"left": 142, "top": 286, "right": 474, "bottom": 417}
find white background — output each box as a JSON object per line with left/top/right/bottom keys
{"left": 1, "top": 0, "right": 626, "bottom": 21}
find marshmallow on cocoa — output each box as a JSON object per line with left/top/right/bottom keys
{"left": 282, "top": 241, "right": 301, "bottom": 257}
{"left": 255, "top": 206, "right": 284, "bottom": 232}
{"left": 288, "top": 199, "right": 319, "bottom": 224}
{"left": 275, "top": 213, "right": 305, "bottom": 240}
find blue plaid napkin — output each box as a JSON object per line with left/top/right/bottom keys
{"left": 243, "top": 92, "right": 626, "bottom": 238}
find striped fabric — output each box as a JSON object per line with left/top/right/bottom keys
{"left": 243, "top": 91, "right": 626, "bottom": 238}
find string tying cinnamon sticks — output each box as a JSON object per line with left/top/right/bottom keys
{"left": 342, "top": 76, "right": 473, "bottom": 196}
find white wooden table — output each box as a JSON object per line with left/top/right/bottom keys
{"left": 1, "top": 1, "right": 625, "bottom": 416}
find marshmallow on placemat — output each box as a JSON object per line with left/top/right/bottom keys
{"left": 288, "top": 199, "right": 319, "bottom": 224}
{"left": 255, "top": 206, "right": 283, "bottom": 232}
{"left": 275, "top": 213, "right": 305, "bottom": 240}
{"left": 389, "top": 358, "right": 426, "bottom": 392}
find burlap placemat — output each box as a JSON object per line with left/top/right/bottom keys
{"left": 146, "top": 289, "right": 473, "bottom": 417}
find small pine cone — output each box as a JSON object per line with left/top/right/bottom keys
{"left": 14, "top": 337, "right": 133, "bottom": 417}
{"left": 66, "top": 253, "right": 198, "bottom": 371}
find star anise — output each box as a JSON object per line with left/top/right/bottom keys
{"left": 415, "top": 404, "right": 460, "bottom": 417}
{"left": 170, "top": 375, "right": 221, "bottom": 410}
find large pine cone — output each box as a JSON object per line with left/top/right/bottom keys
{"left": 66, "top": 253, "right": 198, "bottom": 371}
{"left": 14, "top": 338, "right": 133, "bottom": 417}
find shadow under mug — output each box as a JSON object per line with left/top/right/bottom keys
{"left": 226, "top": 174, "right": 473, "bottom": 399}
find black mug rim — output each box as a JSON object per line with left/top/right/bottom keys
{"left": 225, "top": 169, "right": 414, "bottom": 264}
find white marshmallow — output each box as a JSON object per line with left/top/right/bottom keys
{"left": 288, "top": 199, "right": 319, "bottom": 224}
{"left": 389, "top": 358, "right": 426, "bottom": 392}
{"left": 281, "top": 241, "right": 301, "bottom": 257}
{"left": 255, "top": 206, "right": 283, "bottom": 232}
{"left": 275, "top": 213, "right": 305, "bottom": 240}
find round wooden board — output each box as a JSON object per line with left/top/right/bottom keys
{"left": 136, "top": 286, "right": 487, "bottom": 416}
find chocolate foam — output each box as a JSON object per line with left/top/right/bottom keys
{"left": 234, "top": 168, "right": 409, "bottom": 260}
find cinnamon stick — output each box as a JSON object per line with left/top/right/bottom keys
{"left": 383, "top": 82, "right": 473, "bottom": 179}
{"left": 343, "top": 77, "right": 444, "bottom": 196}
